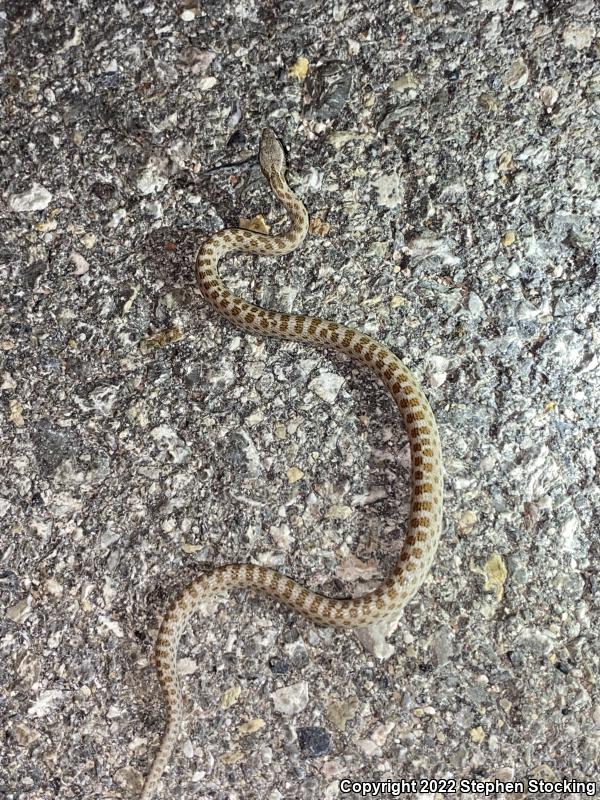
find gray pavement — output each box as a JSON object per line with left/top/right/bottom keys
{"left": 1, "top": 2, "right": 599, "bottom": 799}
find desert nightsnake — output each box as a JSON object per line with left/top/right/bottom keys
{"left": 140, "top": 128, "right": 443, "bottom": 798}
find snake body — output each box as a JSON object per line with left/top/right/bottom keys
{"left": 140, "top": 128, "right": 443, "bottom": 799}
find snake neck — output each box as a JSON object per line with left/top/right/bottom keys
{"left": 196, "top": 171, "right": 308, "bottom": 272}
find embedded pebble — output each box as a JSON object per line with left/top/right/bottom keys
{"left": 562, "top": 23, "right": 595, "bottom": 50}
{"left": 149, "top": 425, "right": 191, "bottom": 463}
{"left": 390, "top": 72, "right": 418, "bottom": 93}
{"left": 326, "top": 504, "right": 353, "bottom": 520}
{"left": 373, "top": 172, "right": 403, "bottom": 208}
{"left": 326, "top": 697, "right": 359, "bottom": 731}
{"left": 7, "top": 597, "right": 32, "bottom": 623}
{"left": 297, "top": 726, "right": 332, "bottom": 757}
{"left": 427, "top": 355, "right": 449, "bottom": 387}
{"left": 9, "top": 183, "right": 52, "bottom": 212}
{"left": 356, "top": 618, "right": 398, "bottom": 660}
{"left": 239, "top": 718, "right": 265, "bottom": 735}
{"left": 467, "top": 292, "right": 485, "bottom": 317}
{"left": 308, "top": 372, "right": 344, "bottom": 403}
{"left": 221, "top": 685, "right": 241, "bottom": 710}
{"left": 12, "top": 723, "right": 40, "bottom": 747}
{"left": 504, "top": 57, "right": 529, "bottom": 88}
{"left": 137, "top": 161, "right": 168, "bottom": 195}
{"left": 287, "top": 466, "right": 304, "bottom": 484}
{"left": 539, "top": 85, "right": 558, "bottom": 109}
{"left": 271, "top": 682, "right": 309, "bottom": 715}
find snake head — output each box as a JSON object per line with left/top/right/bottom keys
{"left": 259, "top": 128, "right": 287, "bottom": 180}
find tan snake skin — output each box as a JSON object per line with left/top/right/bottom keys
{"left": 140, "top": 128, "right": 443, "bottom": 798}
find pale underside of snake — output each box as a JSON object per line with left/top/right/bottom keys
{"left": 139, "top": 128, "right": 443, "bottom": 799}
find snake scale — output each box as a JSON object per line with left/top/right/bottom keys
{"left": 140, "top": 128, "right": 443, "bottom": 798}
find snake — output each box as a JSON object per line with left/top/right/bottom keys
{"left": 139, "top": 128, "right": 443, "bottom": 799}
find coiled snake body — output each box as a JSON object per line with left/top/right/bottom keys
{"left": 140, "top": 128, "right": 443, "bottom": 798}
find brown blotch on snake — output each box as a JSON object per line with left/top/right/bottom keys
{"left": 139, "top": 127, "right": 444, "bottom": 799}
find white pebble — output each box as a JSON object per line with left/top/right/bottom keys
{"left": 309, "top": 372, "right": 344, "bottom": 404}
{"left": 70, "top": 252, "right": 89, "bottom": 276}
{"left": 9, "top": 183, "right": 53, "bottom": 212}
{"left": 468, "top": 292, "right": 485, "bottom": 318}
{"left": 562, "top": 23, "right": 594, "bottom": 50}
{"left": 137, "top": 162, "right": 167, "bottom": 195}
{"left": 373, "top": 172, "right": 403, "bottom": 208}
{"left": 271, "top": 681, "right": 309, "bottom": 715}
